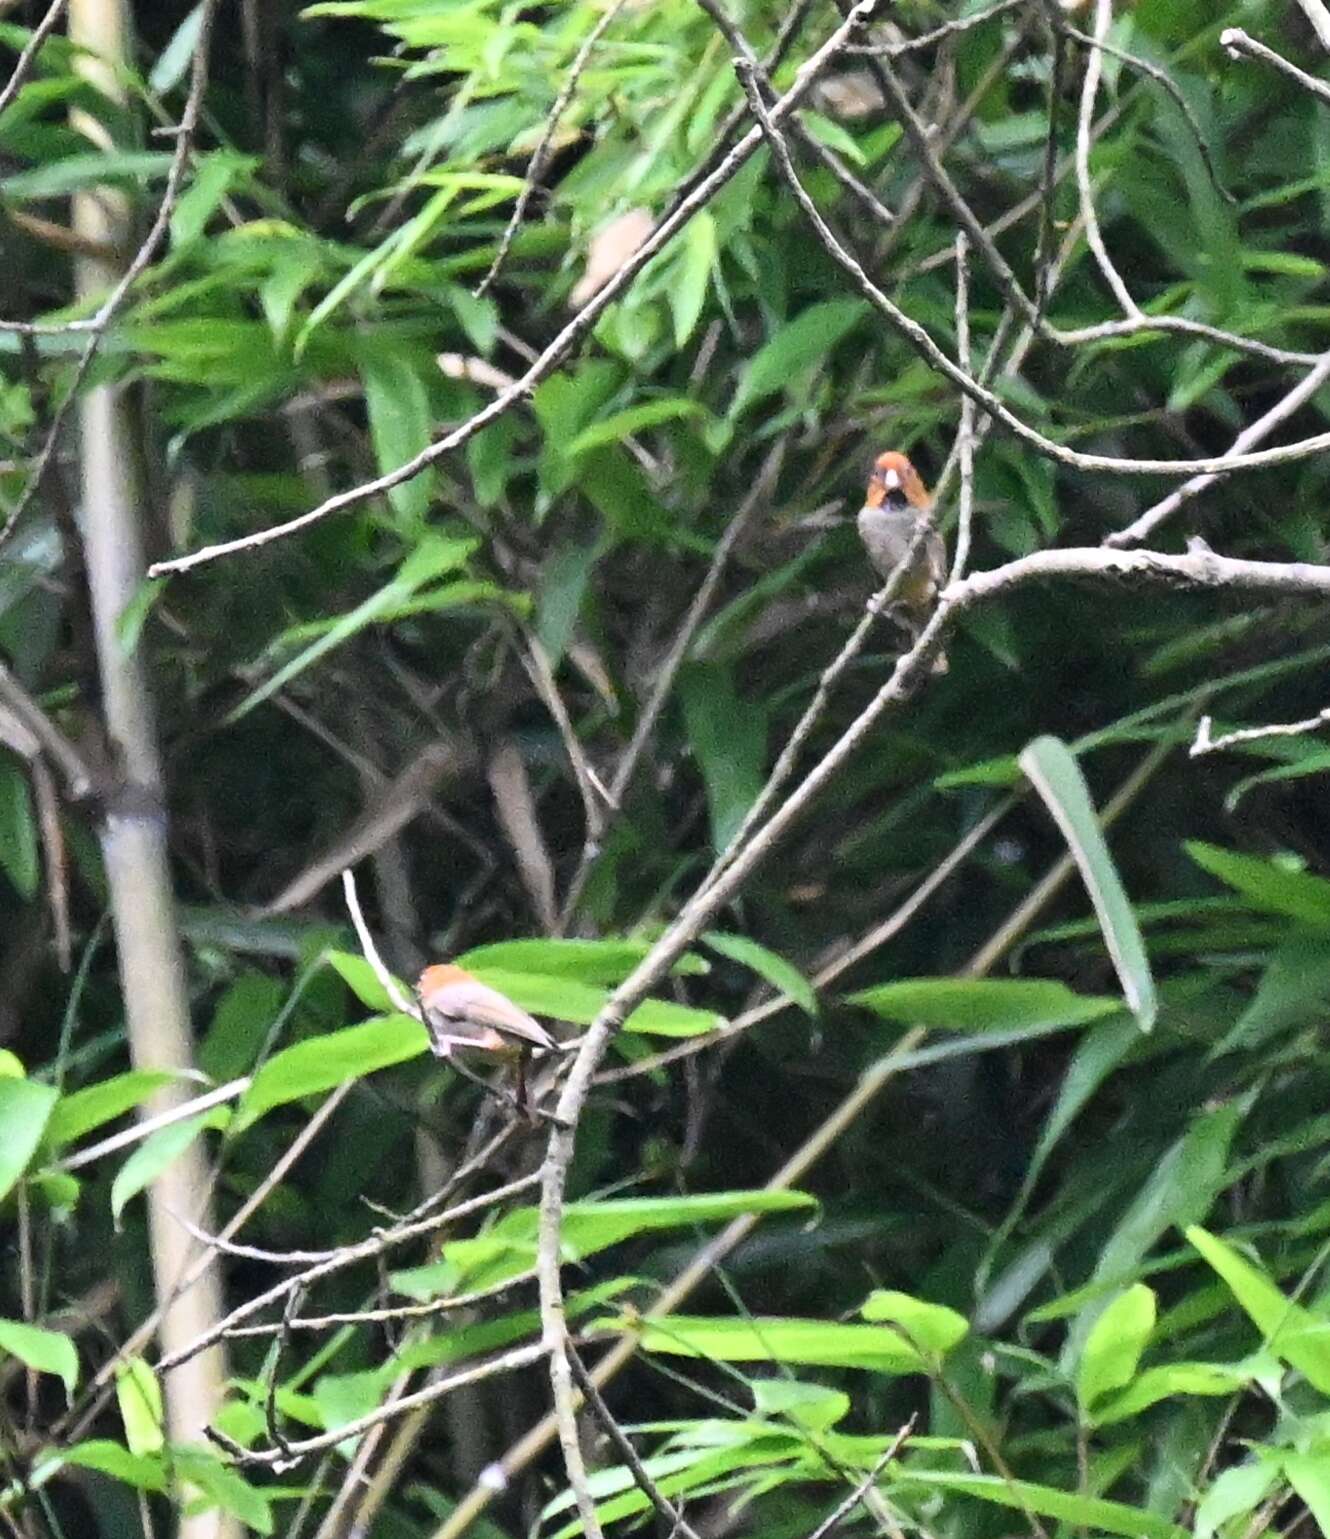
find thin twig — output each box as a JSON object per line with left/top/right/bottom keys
{"left": 1075, "top": 0, "right": 1137, "bottom": 315}
{"left": 805, "top": 1418, "right": 916, "bottom": 1539}
{"left": 1191, "top": 708, "right": 1330, "bottom": 757}
{"left": 1106, "top": 351, "right": 1330, "bottom": 548}
{"left": 57, "top": 1078, "right": 251, "bottom": 1172}
{"left": 474, "top": 0, "right": 632, "bottom": 298}
{"left": 220, "top": 1343, "right": 549, "bottom": 1469}
{"left": 158, "top": 1172, "right": 540, "bottom": 1373}
{"left": 568, "top": 1342, "right": 704, "bottom": 1539}
{"left": 949, "top": 232, "right": 976, "bottom": 586}
{"left": 850, "top": 0, "right": 1024, "bottom": 54}
{"left": 0, "top": 0, "right": 70, "bottom": 121}
{"left": 1221, "top": 26, "right": 1330, "bottom": 104}
{"left": 341, "top": 866, "right": 420, "bottom": 1017}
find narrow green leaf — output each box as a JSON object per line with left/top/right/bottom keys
{"left": 1019, "top": 736, "right": 1157, "bottom": 1030}
{"left": 466, "top": 968, "right": 722, "bottom": 1038}
{"left": 0, "top": 1319, "right": 78, "bottom": 1398}
{"left": 1194, "top": 1460, "right": 1276, "bottom": 1539}
{"left": 703, "top": 933, "right": 816, "bottom": 1015}
{"left": 1078, "top": 1284, "right": 1156, "bottom": 1413}
{"left": 890, "top": 1472, "right": 1186, "bottom": 1539}
{"left": 456, "top": 938, "right": 708, "bottom": 983}
{"left": 1186, "top": 841, "right": 1330, "bottom": 929}
{"left": 114, "top": 577, "right": 166, "bottom": 656}
{"left": 680, "top": 664, "right": 765, "bottom": 852}
{"left": 0, "top": 1077, "right": 58, "bottom": 1200}
{"left": 849, "top": 977, "right": 1118, "bottom": 1032}
{"left": 1186, "top": 1225, "right": 1330, "bottom": 1392}
{"left": 149, "top": 2, "right": 205, "bottom": 92}
{"left": 397, "top": 1190, "right": 814, "bottom": 1296}
{"left": 1281, "top": 1453, "right": 1330, "bottom": 1536}
{"left": 173, "top": 1448, "right": 274, "bottom": 1533}
{"left": 233, "top": 1015, "right": 427, "bottom": 1133}
{"left": 1090, "top": 1360, "right": 1250, "bottom": 1426}
{"left": 730, "top": 299, "right": 867, "bottom": 417}
{"left": 566, "top": 398, "right": 704, "bottom": 458}
{"left": 115, "top": 1358, "right": 164, "bottom": 1456}
{"left": 860, "top": 1291, "right": 969, "bottom": 1356}
{"left": 361, "top": 352, "right": 435, "bottom": 521}
{"left": 2, "top": 151, "right": 174, "bottom": 200}
{"left": 0, "top": 761, "right": 38, "bottom": 900}
{"left": 34, "top": 1440, "right": 166, "bottom": 1493}
{"left": 596, "top": 1313, "right": 928, "bottom": 1372}
{"left": 46, "top": 1070, "right": 176, "bottom": 1147}
{"left": 111, "top": 1109, "right": 229, "bottom": 1226}
{"left": 228, "top": 537, "right": 475, "bottom": 722}
{"left": 324, "top": 949, "right": 401, "bottom": 1012}
{"left": 671, "top": 210, "right": 715, "bottom": 348}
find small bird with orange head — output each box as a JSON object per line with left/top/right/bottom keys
{"left": 856, "top": 450, "right": 948, "bottom": 673}
{"left": 416, "top": 963, "right": 558, "bottom": 1120}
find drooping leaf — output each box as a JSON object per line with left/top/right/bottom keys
{"left": 1020, "top": 737, "right": 1157, "bottom": 1031}
{"left": 0, "top": 1077, "right": 58, "bottom": 1201}
{"left": 0, "top": 1318, "right": 78, "bottom": 1397}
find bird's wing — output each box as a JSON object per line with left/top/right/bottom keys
{"left": 434, "top": 977, "right": 556, "bottom": 1050}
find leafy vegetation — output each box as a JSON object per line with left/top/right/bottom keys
{"left": 4, "top": 0, "right": 1330, "bottom": 1536}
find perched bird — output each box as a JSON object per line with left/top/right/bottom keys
{"left": 856, "top": 450, "right": 948, "bottom": 673}
{"left": 416, "top": 964, "right": 557, "bottom": 1119}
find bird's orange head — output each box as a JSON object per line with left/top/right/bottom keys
{"left": 417, "top": 963, "right": 471, "bottom": 997}
{"left": 865, "top": 451, "right": 930, "bottom": 512}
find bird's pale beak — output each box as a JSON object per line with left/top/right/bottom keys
{"left": 880, "top": 467, "right": 900, "bottom": 490}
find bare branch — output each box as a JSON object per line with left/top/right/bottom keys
{"left": 1106, "top": 352, "right": 1330, "bottom": 548}
{"left": 944, "top": 544, "right": 1330, "bottom": 609}
{"left": 848, "top": 0, "right": 1025, "bottom": 54}
{"left": 805, "top": 1418, "right": 916, "bottom": 1539}
{"left": 341, "top": 866, "right": 422, "bottom": 1018}
{"left": 221, "top": 1343, "right": 548, "bottom": 1469}
{"left": 567, "top": 1343, "right": 704, "bottom": 1539}
{"left": 1220, "top": 27, "right": 1330, "bottom": 106}
{"left": 0, "top": 0, "right": 69, "bottom": 121}
{"left": 158, "top": 1171, "right": 540, "bottom": 1373}
{"left": 1191, "top": 709, "right": 1330, "bottom": 758}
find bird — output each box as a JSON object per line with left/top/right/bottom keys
{"left": 416, "top": 963, "right": 558, "bottom": 1120}
{"left": 856, "top": 450, "right": 948, "bottom": 673}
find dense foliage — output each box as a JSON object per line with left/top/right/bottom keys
{"left": 5, "top": 0, "right": 1330, "bottom": 1536}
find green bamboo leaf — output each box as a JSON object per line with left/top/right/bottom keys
{"left": 595, "top": 1313, "right": 928, "bottom": 1373}
{"left": 1186, "top": 841, "right": 1330, "bottom": 929}
{"left": 730, "top": 299, "right": 867, "bottom": 417}
{"left": 233, "top": 1016, "right": 427, "bottom": 1133}
{"left": 702, "top": 932, "right": 817, "bottom": 1016}
{"left": 1186, "top": 1225, "right": 1330, "bottom": 1392}
{"left": 110, "top": 1108, "right": 229, "bottom": 1227}
{"left": 848, "top": 977, "right": 1118, "bottom": 1032}
{"left": 1019, "top": 736, "right": 1157, "bottom": 1030}
{"left": 115, "top": 1358, "right": 164, "bottom": 1457}
{"left": 0, "top": 1078, "right": 58, "bottom": 1201}
{"left": 1078, "top": 1284, "right": 1156, "bottom": 1413}
{"left": 0, "top": 1319, "right": 78, "bottom": 1398}
{"left": 890, "top": 1472, "right": 1186, "bottom": 1539}
{"left": 860, "top": 1291, "right": 969, "bottom": 1356}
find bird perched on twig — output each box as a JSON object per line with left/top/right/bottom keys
{"left": 416, "top": 963, "right": 558, "bottom": 1121}
{"left": 856, "top": 450, "right": 948, "bottom": 674}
